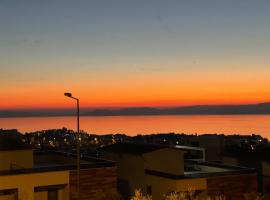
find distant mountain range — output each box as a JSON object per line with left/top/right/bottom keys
{"left": 1, "top": 102, "right": 270, "bottom": 118}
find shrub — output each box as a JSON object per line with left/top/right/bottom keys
{"left": 130, "top": 189, "right": 263, "bottom": 200}
{"left": 131, "top": 189, "right": 152, "bottom": 200}
{"left": 244, "top": 192, "right": 263, "bottom": 200}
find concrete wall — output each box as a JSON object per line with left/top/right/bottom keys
{"left": 0, "top": 194, "right": 16, "bottom": 200}
{"left": 145, "top": 175, "right": 176, "bottom": 200}
{"left": 0, "top": 171, "right": 69, "bottom": 200}
{"left": 103, "top": 152, "right": 146, "bottom": 198}
{"left": 146, "top": 175, "right": 207, "bottom": 200}
{"left": 0, "top": 150, "right": 33, "bottom": 170}
{"left": 34, "top": 191, "right": 47, "bottom": 200}
{"left": 69, "top": 167, "right": 117, "bottom": 200}
{"left": 143, "top": 148, "right": 185, "bottom": 175}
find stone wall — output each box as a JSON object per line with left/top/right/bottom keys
{"left": 207, "top": 174, "right": 258, "bottom": 200}
{"left": 70, "top": 167, "right": 117, "bottom": 200}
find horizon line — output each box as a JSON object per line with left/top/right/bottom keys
{"left": 1, "top": 101, "right": 270, "bottom": 118}
{"left": 1, "top": 101, "right": 270, "bottom": 111}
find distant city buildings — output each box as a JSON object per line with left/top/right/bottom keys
{"left": 0, "top": 128, "right": 269, "bottom": 199}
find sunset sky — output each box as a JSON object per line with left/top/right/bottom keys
{"left": 1, "top": 0, "right": 270, "bottom": 109}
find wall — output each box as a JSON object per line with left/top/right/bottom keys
{"left": 34, "top": 191, "right": 47, "bottom": 200}
{"left": 0, "top": 171, "right": 69, "bottom": 200}
{"left": 197, "top": 136, "right": 224, "bottom": 161}
{"left": 0, "top": 194, "right": 16, "bottom": 200}
{"left": 0, "top": 150, "right": 33, "bottom": 170}
{"left": 146, "top": 175, "right": 207, "bottom": 200}
{"left": 182, "top": 135, "right": 224, "bottom": 161}
{"left": 145, "top": 175, "right": 176, "bottom": 200}
{"left": 143, "top": 148, "right": 185, "bottom": 176}
{"left": 69, "top": 167, "right": 117, "bottom": 200}
{"left": 103, "top": 152, "right": 146, "bottom": 198}
{"left": 207, "top": 174, "right": 257, "bottom": 200}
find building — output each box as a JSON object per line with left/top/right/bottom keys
{"left": 222, "top": 154, "right": 270, "bottom": 199}
{"left": 262, "top": 161, "right": 270, "bottom": 199}
{"left": 0, "top": 138, "right": 117, "bottom": 200}
{"left": 102, "top": 143, "right": 257, "bottom": 200}
{"left": 181, "top": 134, "right": 225, "bottom": 161}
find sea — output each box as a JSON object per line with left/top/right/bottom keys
{"left": 1, "top": 115, "right": 270, "bottom": 139}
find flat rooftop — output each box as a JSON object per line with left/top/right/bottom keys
{"left": 184, "top": 160, "right": 255, "bottom": 177}
{"left": 146, "top": 160, "right": 256, "bottom": 180}
{"left": 101, "top": 142, "right": 204, "bottom": 160}
{"left": 0, "top": 151, "right": 115, "bottom": 176}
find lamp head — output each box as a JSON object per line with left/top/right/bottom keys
{"left": 64, "top": 92, "right": 72, "bottom": 97}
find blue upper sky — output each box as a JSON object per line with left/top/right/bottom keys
{"left": 1, "top": 0, "right": 270, "bottom": 108}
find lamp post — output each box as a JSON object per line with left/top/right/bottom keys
{"left": 64, "top": 92, "right": 80, "bottom": 200}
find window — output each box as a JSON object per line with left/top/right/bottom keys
{"left": 0, "top": 189, "right": 18, "bottom": 200}
{"left": 34, "top": 185, "right": 66, "bottom": 200}
{"left": 48, "top": 189, "right": 58, "bottom": 200}
{"left": 117, "top": 179, "right": 131, "bottom": 199}
{"left": 267, "top": 185, "right": 270, "bottom": 193}
{"left": 146, "top": 185, "right": 152, "bottom": 195}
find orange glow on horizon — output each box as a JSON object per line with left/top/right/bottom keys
{"left": 1, "top": 67, "right": 270, "bottom": 110}
{"left": 2, "top": 98, "right": 270, "bottom": 110}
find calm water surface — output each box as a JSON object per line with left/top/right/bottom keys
{"left": 1, "top": 115, "right": 270, "bottom": 139}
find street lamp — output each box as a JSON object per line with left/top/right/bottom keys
{"left": 64, "top": 92, "right": 80, "bottom": 200}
